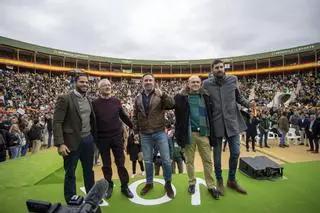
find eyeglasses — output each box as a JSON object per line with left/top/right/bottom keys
{"left": 214, "top": 66, "right": 224, "bottom": 69}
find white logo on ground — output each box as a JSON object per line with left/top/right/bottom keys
{"left": 79, "top": 177, "right": 218, "bottom": 206}
{"left": 128, "top": 178, "right": 176, "bottom": 206}
{"left": 191, "top": 178, "right": 207, "bottom": 206}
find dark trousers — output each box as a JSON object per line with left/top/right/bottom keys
{"left": 315, "top": 137, "right": 319, "bottom": 152}
{"left": 309, "top": 135, "right": 319, "bottom": 151}
{"left": 246, "top": 133, "right": 256, "bottom": 150}
{"left": 0, "top": 144, "right": 6, "bottom": 162}
{"left": 97, "top": 134, "right": 129, "bottom": 188}
{"left": 47, "top": 132, "right": 53, "bottom": 148}
{"left": 132, "top": 160, "right": 144, "bottom": 174}
{"left": 171, "top": 157, "right": 183, "bottom": 174}
{"left": 63, "top": 134, "right": 95, "bottom": 202}
{"left": 259, "top": 130, "right": 269, "bottom": 147}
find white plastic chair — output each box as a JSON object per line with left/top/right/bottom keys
{"left": 268, "top": 131, "right": 278, "bottom": 140}
{"left": 286, "top": 127, "right": 301, "bottom": 144}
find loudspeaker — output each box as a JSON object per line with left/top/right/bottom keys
{"left": 239, "top": 156, "right": 283, "bottom": 179}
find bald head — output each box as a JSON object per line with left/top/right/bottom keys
{"left": 187, "top": 75, "right": 201, "bottom": 92}
{"left": 98, "top": 78, "right": 112, "bottom": 97}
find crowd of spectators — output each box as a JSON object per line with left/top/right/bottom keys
{"left": 0, "top": 69, "right": 319, "bottom": 162}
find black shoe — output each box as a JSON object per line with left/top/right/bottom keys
{"left": 283, "top": 144, "right": 289, "bottom": 147}
{"left": 164, "top": 182, "right": 175, "bottom": 199}
{"left": 217, "top": 179, "right": 225, "bottom": 196}
{"left": 299, "top": 143, "right": 305, "bottom": 145}
{"left": 121, "top": 187, "right": 134, "bottom": 198}
{"left": 208, "top": 188, "right": 220, "bottom": 200}
{"left": 105, "top": 182, "right": 114, "bottom": 199}
{"left": 279, "top": 144, "right": 285, "bottom": 148}
{"left": 252, "top": 149, "right": 256, "bottom": 152}
{"left": 188, "top": 185, "right": 195, "bottom": 194}
{"left": 265, "top": 145, "right": 270, "bottom": 148}
{"left": 140, "top": 183, "right": 153, "bottom": 196}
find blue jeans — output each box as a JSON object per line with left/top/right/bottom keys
{"left": 20, "top": 144, "right": 29, "bottom": 156}
{"left": 9, "top": 145, "right": 21, "bottom": 159}
{"left": 279, "top": 130, "right": 287, "bottom": 145}
{"left": 213, "top": 135, "right": 240, "bottom": 181}
{"left": 140, "top": 131, "right": 172, "bottom": 184}
{"left": 63, "top": 134, "right": 95, "bottom": 202}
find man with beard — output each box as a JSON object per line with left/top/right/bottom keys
{"left": 203, "top": 59, "right": 253, "bottom": 195}
{"left": 92, "top": 78, "right": 134, "bottom": 199}
{"left": 133, "top": 73, "right": 175, "bottom": 198}
{"left": 53, "top": 75, "right": 96, "bottom": 203}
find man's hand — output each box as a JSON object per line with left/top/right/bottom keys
{"left": 58, "top": 144, "right": 70, "bottom": 157}
{"left": 155, "top": 83, "right": 163, "bottom": 97}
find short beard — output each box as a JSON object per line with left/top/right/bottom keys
{"left": 76, "top": 87, "right": 87, "bottom": 95}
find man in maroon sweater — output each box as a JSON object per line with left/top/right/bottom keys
{"left": 92, "top": 78, "right": 134, "bottom": 199}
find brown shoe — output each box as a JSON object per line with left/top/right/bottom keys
{"left": 164, "top": 182, "right": 174, "bottom": 199}
{"left": 217, "top": 179, "right": 225, "bottom": 196}
{"left": 140, "top": 183, "right": 153, "bottom": 196}
{"left": 227, "top": 180, "right": 247, "bottom": 195}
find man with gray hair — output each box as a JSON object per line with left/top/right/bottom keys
{"left": 92, "top": 78, "right": 134, "bottom": 199}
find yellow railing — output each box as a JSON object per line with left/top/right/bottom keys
{"left": 0, "top": 58, "right": 318, "bottom": 78}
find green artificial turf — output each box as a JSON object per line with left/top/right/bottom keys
{"left": 0, "top": 152, "right": 319, "bottom": 213}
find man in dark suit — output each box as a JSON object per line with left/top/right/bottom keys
{"left": 307, "top": 113, "right": 320, "bottom": 153}
{"left": 53, "top": 75, "right": 96, "bottom": 203}
{"left": 299, "top": 114, "right": 310, "bottom": 146}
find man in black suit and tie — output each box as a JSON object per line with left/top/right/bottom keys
{"left": 53, "top": 75, "right": 96, "bottom": 203}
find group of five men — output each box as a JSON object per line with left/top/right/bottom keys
{"left": 53, "top": 59, "right": 253, "bottom": 203}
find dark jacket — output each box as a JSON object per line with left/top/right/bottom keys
{"left": 259, "top": 117, "right": 270, "bottom": 132}
{"left": 278, "top": 115, "right": 289, "bottom": 133}
{"left": 53, "top": 91, "right": 96, "bottom": 151}
{"left": 174, "top": 88, "right": 216, "bottom": 148}
{"left": 126, "top": 133, "right": 141, "bottom": 161}
{"left": 312, "top": 117, "right": 320, "bottom": 138}
{"left": 92, "top": 97, "right": 133, "bottom": 139}
{"left": 133, "top": 90, "right": 174, "bottom": 134}
{"left": 46, "top": 118, "right": 53, "bottom": 132}
{"left": 246, "top": 117, "right": 260, "bottom": 136}
{"left": 28, "top": 124, "right": 42, "bottom": 141}
{"left": 203, "top": 75, "right": 249, "bottom": 138}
